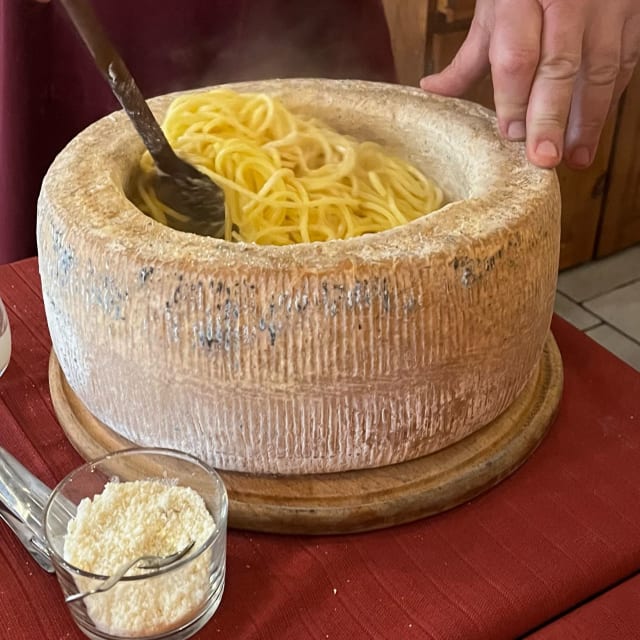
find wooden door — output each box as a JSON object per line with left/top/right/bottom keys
{"left": 381, "top": 0, "right": 431, "bottom": 87}
{"left": 596, "top": 66, "right": 640, "bottom": 257}
{"left": 436, "top": 0, "right": 475, "bottom": 22}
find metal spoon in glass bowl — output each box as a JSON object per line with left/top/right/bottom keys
{"left": 64, "top": 540, "right": 195, "bottom": 603}
{"left": 58, "top": 0, "right": 226, "bottom": 238}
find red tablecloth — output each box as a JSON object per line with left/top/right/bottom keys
{"left": 528, "top": 574, "right": 640, "bottom": 639}
{"left": 1, "top": 257, "right": 640, "bottom": 640}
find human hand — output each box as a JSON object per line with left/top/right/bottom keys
{"left": 420, "top": 0, "right": 640, "bottom": 170}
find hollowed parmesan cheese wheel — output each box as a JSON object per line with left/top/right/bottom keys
{"left": 37, "top": 79, "right": 561, "bottom": 474}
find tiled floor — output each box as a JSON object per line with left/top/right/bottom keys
{"left": 554, "top": 244, "right": 640, "bottom": 371}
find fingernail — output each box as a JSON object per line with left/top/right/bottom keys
{"left": 535, "top": 140, "right": 560, "bottom": 162}
{"left": 507, "top": 121, "right": 526, "bottom": 140}
{"left": 570, "top": 146, "right": 591, "bottom": 168}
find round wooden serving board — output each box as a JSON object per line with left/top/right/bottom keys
{"left": 49, "top": 333, "right": 563, "bottom": 535}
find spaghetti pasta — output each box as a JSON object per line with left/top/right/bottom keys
{"left": 134, "top": 89, "right": 444, "bottom": 244}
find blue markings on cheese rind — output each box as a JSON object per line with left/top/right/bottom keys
{"left": 50, "top": 226, "right": 75, "bottom": 286}
{"left": 451, "top": 248, "right": 505, "bottom": 288}
{"left": 138, "top": 266, "right": 154, "bottom": 284}
{"left": 162, "top": 274, "right": 417, "bottom": 352}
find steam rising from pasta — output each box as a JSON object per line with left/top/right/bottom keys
{"left": 134, "top": 89, "right": 444, "bottom": 244}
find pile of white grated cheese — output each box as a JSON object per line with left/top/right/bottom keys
{"left": 64, "top": 479, "right": 216, "bottom": 637}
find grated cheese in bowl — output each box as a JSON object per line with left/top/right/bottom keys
{"left": 44, "top": 448, "right": 228, "bottom": 640}
{"left": 64, "top": 480, "right": 216, "bottom": 637}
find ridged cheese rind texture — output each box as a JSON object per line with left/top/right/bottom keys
{"left": 37, "top": 80, "right": 561, "bottom": 474}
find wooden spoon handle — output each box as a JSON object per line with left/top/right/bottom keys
{"left": 58, "top": 0, "right": 181, "bottom": 173}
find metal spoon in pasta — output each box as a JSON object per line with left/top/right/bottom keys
{"left": 58, "top": 0, "right": 226, "bottom": 238}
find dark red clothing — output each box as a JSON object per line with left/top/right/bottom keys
{"left": 0, "top": 0, "right": 394, "bottom": 263}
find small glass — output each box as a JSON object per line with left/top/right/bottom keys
{"left": 0, "top": 296, "right": 11, "bottom": 376}
{"left": 44, "top": 448, "right": 228, "bottom": 640}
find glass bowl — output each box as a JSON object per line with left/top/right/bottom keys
{"left": 44, "top": 447, "right": 228, "bottom": 640}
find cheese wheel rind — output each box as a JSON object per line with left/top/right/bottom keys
{"left": 37, "top": 80, "right": 561, "bottom": 474}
